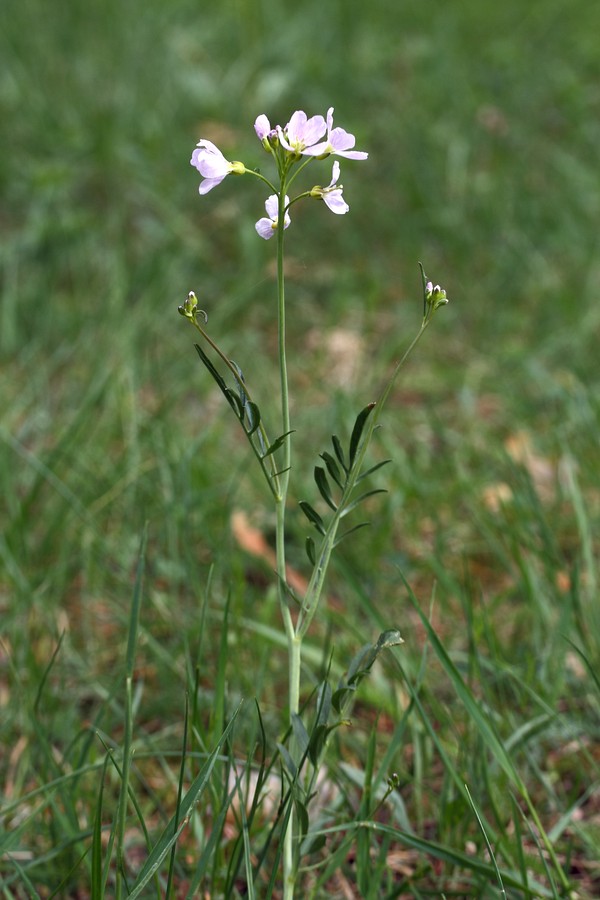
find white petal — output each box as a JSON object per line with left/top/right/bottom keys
{"left": 255, "top": 217, "right": 275, "bottom": 239}
{"left": 323, "top": 190, "right": 349, "bottom": 215}
{"left": 329, "top": 161, "right": 341, "bottom": 187}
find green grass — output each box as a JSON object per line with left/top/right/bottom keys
{"left": 1, "top": 0, "right": 600, "bottom": 895}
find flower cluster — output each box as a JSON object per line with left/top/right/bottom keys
{"left": 190, "top": 107, "right": 367, "bottom": 238}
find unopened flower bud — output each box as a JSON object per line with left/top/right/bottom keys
{"left": 423, "top": 276, "right": 449, "bottom": 311}
{"left": 178, "top": 290, "right": 207, "bottom": 323}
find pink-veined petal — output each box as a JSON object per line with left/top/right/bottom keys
{"left": 323, "top": 190, "right": 349, "bottom": 215}
{"left": 329, "top": 127, "right": 356, "bottom": 151}
{"left": 285, "top": 110, "right": 307, "bottom": 141}
{"left": 197, "top": 156, "right": 230, "bottom": 178}
{"left": 191, "top": 140, "right": 232, "bottom": 179}
{"left": 198, "top": 175, "right": 228, "bottom": 195}
{"left": 336, "top": 148, "right": 369, "bottom": 160}
{"left": 301, "top": 114, "right": 327, "bottom": 146}
{"left": 300, "top": 141, "right": 329, "bottom": 157}
{"left": 191, "top": 139, "right": 222, "bottom": 159}
{"left": 281, "top": 110, "right": 326, "bottom": 153}
{"left": 329, "top": 161, "right": 341, "bottom": 187}
{"left": 264, "top": 194, "right": 279, "bottom": 220}
{"left": 255, "top": 217, "right": 276, "bottom": 239}
{"left": 303, "top": 108, "right": 368, "bottom": 160}
{"left": 255, "top": 194, "right": 291, "bottom": 238}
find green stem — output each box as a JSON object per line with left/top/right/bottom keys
{"left": 274, "top": 188, "right": 294, "bottom": 642}
{"left": 274, "top": 184, "right": 298, "bottom": 900}
{"left": 276, "top": 193, "right": 292, "bottom": 503}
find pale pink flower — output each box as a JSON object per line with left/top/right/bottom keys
{"left": 255, "top": 194, "right": 291, "bottom": 240}
{"left": 190, "top": 140, "right": 245, "bottom": 194}
{"left": 277, "top": 110, "right": 327, "bottom": 155}
{"left": 311, "top": 162, "right": 349, "bottom": 215}
{"left": 302, "top": 107, "right": 368, "bottom": 160}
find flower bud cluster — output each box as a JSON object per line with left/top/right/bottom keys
{"left": 425, "top": 280, "right": 449, "bottom": 311}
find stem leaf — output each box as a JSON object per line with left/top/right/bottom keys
{"left": 333, "top": 522, "right": 370, "bottom": 547}
{"left": 245, "top": 401, "right": 261, "bottom": 435}
{"left": 340, "top": 488, "right": 387, "bottom": 518}
{"left": 314, "top": 466, "right": 337, "bottom": 511}
{"left": 224, "top": 388, "right": 244, "bottom": 419}
{"left": 291, "top": 713, "right": 310, "bottom": 758}
{"left": 295, "top": 798, "right": 310, "bottom": 841}
{"left": 262, "top": 430, "right": 295, "bottom": 458}
{"left": 194, "top": 343, "right": 227, "bottom": 392}
{"left": 331, "top": 435, "right": 348, "bottom": 473}
{"left": 357, "top": 458, "right": 392, "bottom": 483}
{"left": 320, "top": 451, "right": 344, "bottom": 489}
{"left": 276, "top": 742, "right": 297, "bottom": 778}
{"left": 349, "top": 402, "right": 376, "bottom": 468}
{"left": 299, "top": 501, "right": 327, "bottom": 535}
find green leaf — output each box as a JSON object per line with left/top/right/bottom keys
{"left": 320, "top": 451, "right": 344, "bottom": 489}
{"left": 307, "top": 723, "right": 329, "bottom": 765}
{"left": 314, "top": 466, "right": 337, "bottom": 511}
{"left": 262, "top": 430, "right": 295, "bottom": 458}
{"left": 349, "top": 402, "right": 376, "bottom": 468}
{"left": 331, "top": 685, "right": 353, "bottom": 713}
{"left": 295, "top": 798, "right": 310, "bottom": 840}
{"left": 194, "top": 345, "right": 247, "bottom": 420}
{"left": 333, "top": 522, "right": 370, "bottom": 547}
{"left": 340, "top": 488, "right": 387, "bottom": 518}
{"left": 291, "top": 713, "right": 310, "bottom": 758}
{"left": 356, "top": 458, "right": 392, "bottom": 483}
{"left": 245, "top": 400, "right": 261, "bottom": 435}
{"left": 229, "top": 359, "right": 248, "bottom": 406}
{"left": 308, "top": 683, "right": 335, "bottom": 764}
{"left": 276, "top": 742, "right": 297, "bottom": 778}
{"left": 224, "top": 387, "right": 244, "bottom": 419}
{"left": 194, "top": 343, "right": 227, "bottom": 393}
{"left": 331, "top": 435, "right": 348, "bottom": 472}
{"left": 305, "top": 536, "right": 316, "bottom": 565}
{"left": 346, "top": 642, "right": 376, "bottom": 683}
{"left": 315, "top": 681, "right": 332, "bottom": 727}
{"left": 299, "top": 501, "right": 326, "bottom": 535}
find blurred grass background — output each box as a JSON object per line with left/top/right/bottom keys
{"left": 1, "top": 0, "right": 600, "bottom": 894}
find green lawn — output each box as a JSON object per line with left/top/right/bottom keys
{"left": 1, "top": 0, "right": 599, "bottom": 895}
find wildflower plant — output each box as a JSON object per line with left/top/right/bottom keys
{"left": 181, "top": 107, "right": 448, "bottom": 896}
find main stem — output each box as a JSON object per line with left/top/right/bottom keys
{"left": 274, "top": 189, "right": 299, "bottom": 899}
